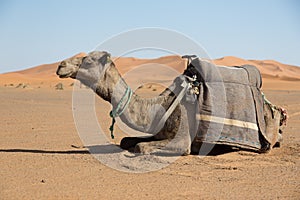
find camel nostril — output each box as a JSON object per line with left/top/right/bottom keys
{"left": 56, "top": 61, "right": 67, "bottom": 75}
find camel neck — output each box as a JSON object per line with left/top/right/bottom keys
{"left": 110, "top": 74, "right": 132, "bottom": 109}
{"left": 93, "top": 64, "right": 127, "bottom": 103}
{"left": 110, "top": 86, "right": 133, "bottom": 118}
{"left": 95, "top": 63, "right": 175, "bottom": 135}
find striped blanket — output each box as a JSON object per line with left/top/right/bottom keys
{"left": 183, "top": 57, "right": 270, "bottom": 151}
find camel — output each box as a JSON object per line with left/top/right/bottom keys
{"left": 56, "top": 51, "right": 286, "bottom": 155}
{"left": 57, "top": 51, "right": 193, "bottom": 155}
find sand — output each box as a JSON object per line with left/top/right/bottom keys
{"left": 0, "top": 55, "right": 299, "bottom": 199}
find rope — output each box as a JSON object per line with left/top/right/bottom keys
{"left": 262, "top": 92, "right": 276, "bottom": 116}
{"left": 109, "top": 87, "right": 133, "bottom": 139}
{"left": 150, "top": 78, "right": 190, "bottom": 134}
{"left": 262, "top": 92, "right": 288, "bottom": 125}
{"left": 108, "top": 76, "right": 193, "bottom": 138}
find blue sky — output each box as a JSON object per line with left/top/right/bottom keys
{"left": 0, "top": 0, "right": 299, "bottom": 73}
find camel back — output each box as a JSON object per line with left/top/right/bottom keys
{"left": 184, "top": 58, "right": 270, "bottom": 151}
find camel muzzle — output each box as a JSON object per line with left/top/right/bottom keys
{"left": 56, "top": 61, "right": 74, "bottom": 78}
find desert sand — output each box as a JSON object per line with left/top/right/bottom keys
{"left": 0, "top": 54, "right": 299, "bottom": 199}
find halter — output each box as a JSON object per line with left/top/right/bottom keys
{"left": 109, "top": 86, "right": 133, "bottom": 139}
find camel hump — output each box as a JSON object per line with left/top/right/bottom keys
{"left": 183, "top": 56, "right": 271, "bottom": 152}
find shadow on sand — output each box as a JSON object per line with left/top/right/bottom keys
{"left": 0, "top": 144, "right": 127, "bottom": 155}
{"left": 0, "top": 143, "right": 252, "bottom": 156}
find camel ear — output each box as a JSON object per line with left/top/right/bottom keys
{"left": 88, "top": 51, "right": 112, "bottom": 65}
{"left": 99, "top": 54, "right": 111, "bottom": 65}
{"left": 106, "top": 53, "right": 112, "bottom": 64}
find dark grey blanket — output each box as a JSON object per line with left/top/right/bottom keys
{"left": 184, "top": 58, "right": 269, "bottom": 151}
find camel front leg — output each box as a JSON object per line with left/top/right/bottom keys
{"left": 134, "top": 138, "right": 190, "bottom": 156}
{"left": 134, "top": 140, "right": 169, "bottom": 154}
{"left": 134, "top": 104, "right": 192, "bottom": 156}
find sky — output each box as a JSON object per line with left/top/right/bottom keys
{"left": 0, "top": 0, "right": 299, "bottom": 73}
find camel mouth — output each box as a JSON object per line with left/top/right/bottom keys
{"left": 59, "top": 73, "right": 72, "bottom": 78}
{"left": 56, "top": 67, "right": 75, "bottom": 78}
{"left": 56, "top": 62, "right": 78, "bottom": 78}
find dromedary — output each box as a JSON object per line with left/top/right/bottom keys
{"left": 56, "top": 51, "right": 286, "bottom": 155}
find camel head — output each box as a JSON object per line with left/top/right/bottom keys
{"left": 56, "top": 51, "right": 112, "bottom": 84}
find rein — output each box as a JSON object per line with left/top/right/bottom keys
{"left": 109, "top": 86, "right": 133, "bottom": 139}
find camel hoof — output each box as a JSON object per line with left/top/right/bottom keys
{"left": 181, "top": 149, "right": 190, "bottom": 156}
{"left": 134, "top": 143, "right": 150, "bottom": 155}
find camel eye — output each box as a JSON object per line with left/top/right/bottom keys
{"left": 83, "top": 57, "right": 93, "bottom": 65}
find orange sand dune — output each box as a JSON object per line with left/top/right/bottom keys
{"left": 1, "top": 54, "right": 300, "bottom": 199}
{"left": 0, "top": 53, "right": 299, "bottom": 90}
{"left": 213, "top": 56, "right": 300, "bottom": 81}
{"left": 113, "top": 55, "right": 185, "bottom": 75}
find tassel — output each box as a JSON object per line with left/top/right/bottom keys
{"left": 109, "top": 111, "right": 116, "bottom": 139}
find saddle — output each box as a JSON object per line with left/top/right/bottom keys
{"left": 182, "top": 55, "right": 286, "bottom": 152}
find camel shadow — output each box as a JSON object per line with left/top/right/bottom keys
{"left": 191, "top": 143, "right": 257, "bottom": 156}
{"left": 0, "top": 144, "right": 124, "bottom": 155}
{"left": 0, "top": 148, "right": 90, "bottom": 154}
{"left": 87, "top": 144, "right": 124, "bottom": 154}
{"left": 197, "top": 144, "right": 239, "bottom": 156}
{"left": 0, "top": 144, "right": 255, "bottom": 156}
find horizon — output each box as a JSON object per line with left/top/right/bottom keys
{"left": 0, "top": 0, "right": 299, "bottom": 73}
{"left": 3, "top": 53, "right": 299, "bottom": 75}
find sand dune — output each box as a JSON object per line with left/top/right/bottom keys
{"left": 1, "top": 53, "right": 300, "bottom": 199}
{"left": 0, "top": 53, "right": 299, "bottom": 90}
{"left": 213, "top": 56, "right": 300, "bottom": 81}
{"left": 0, "top": 53, "right": 86, "bottom": 86}
{"left": 113, "top": 55, "right": 186, "bottom": 75}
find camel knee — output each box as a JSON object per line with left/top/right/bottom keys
{"left": 120, "top": 137, "right": 136, "bottom": 150}
{"left": 120, "top": 136, "right": 156, "bottom": 150}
